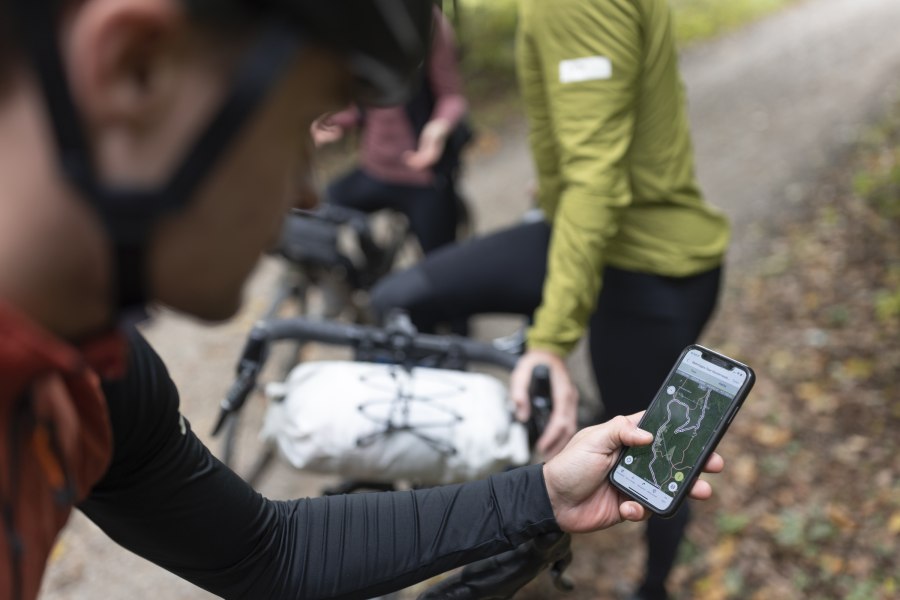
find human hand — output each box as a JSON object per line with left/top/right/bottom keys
{"left": 404, "top": 119, "right": 451, "bottom": 171}
{"left": 310, "top": 116, "right": 344, "bottom": 147}
{"left": 510, "top": 349, "right": 578, "bottom": 459}
{"left": 543, "top": 413, "right": 724, "bottom": 533}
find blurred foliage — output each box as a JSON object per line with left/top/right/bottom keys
{"left": 854, "top": 102, "right": 900, "bottom": 321}
{"left": 853, "top": 110, "right": 900, "bottom": 219}
{"left": 448, "top": 0, "right": 801, "bottom": 111}
{"left": 669, "top": 0, "right": 799, "bottom": 44}
{"left": 445, "top": 0, "right": 519, "bottom": 105}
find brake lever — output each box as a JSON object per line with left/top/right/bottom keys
{"left": 527, "top": 364, "right": 553, "bottom": 447}
{"left": 211, "top": 328, "right": 269, "bottom": 436}
{"left": 211, "top": 367, "right": 256, "bottom": 436}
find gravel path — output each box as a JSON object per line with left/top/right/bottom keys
{"left": 39, "top": 0, "right": 900, "bottom": 598}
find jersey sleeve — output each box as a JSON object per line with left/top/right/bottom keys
{"left": 81, "top": 329, "right": 558, "bottom": 599}
{"left": 519, "top": 0, "right": 643, "bottom": 356}
{"left": 427, "top": 7, "right": 468, "bottom": 127}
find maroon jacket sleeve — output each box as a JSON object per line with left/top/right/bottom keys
{"left": 427, "top": 7, "right": 468, "bottom": 127}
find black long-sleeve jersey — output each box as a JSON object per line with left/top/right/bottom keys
{"left": 78, "top": 329, "right": 559, "bottom": 599}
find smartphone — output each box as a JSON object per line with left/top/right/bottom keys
{"left": 609, "top": 345, "right": 755, "bottom": 518}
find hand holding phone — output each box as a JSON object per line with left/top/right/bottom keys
{"left": 609, "top": 345, "right": 755, "bottom": 518}
{"left": 543, "top": 411, "right": 725, "bottom": 533}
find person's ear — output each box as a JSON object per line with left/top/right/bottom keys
{"left": 64, "top": 0, "right": 186, "bottom": 130}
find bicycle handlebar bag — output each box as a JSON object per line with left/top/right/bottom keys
{"left": 261, "top": 361, "right": 531, "bottom": 485}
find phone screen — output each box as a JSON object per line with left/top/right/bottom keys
{"left": 611, "top": 347, "right": 750, "bottom": 513}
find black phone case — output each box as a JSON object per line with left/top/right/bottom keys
{"left": 608, "top": 344, "right": 756, "bottom": 518}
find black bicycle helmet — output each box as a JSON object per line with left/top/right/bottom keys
{"left": 187, "top": 0, "right": 434, "bottom": 106}
{"left": 8, "top": 0, "right": 433, "bottom": 315}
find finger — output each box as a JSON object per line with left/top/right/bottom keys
{"left": 536, "top": 426, "right": 558, "bottom": 456}
{"left": 401, "top": 150, "right": 419, "bottom": 167}
{"left": 620, "top": 427, "right": 654, "bottom": 447}
{"left": 619, "top": 501, "right": 648, "bottom": 522}
{"left": 702, "top": 452, "right": 725, "bottom": 474}
{"left": 404, "top": 151, "right": 433, "bottom": 172}
{"left": 610, "top": 414, "right": 653, "bottom": 448}
{"left": 312, "top": 129, "right": 341, "bottom": 147}
{"left": 539, "top": 429, "right": 569, "bottom": 459}
{"left": 514, "top": 396, "right": 531, "bottom": 423}
{"left": 688, "top": 478, "right": 713, "bottom": 500}
{"left": 404, "top": 155, "right": 420, "bottom": 169}
{"left": 538, "top": 407, "right": 577, "bottom": 454}
{"left": 623, "top": 411, "right": 646, "bottom": 426}
{"left": 537, "top": 423, "right": 565, "bottom": 456}
{"left": 417, "top": 148, "right": 440, "bottom": 170}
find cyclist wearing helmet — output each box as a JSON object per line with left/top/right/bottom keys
{"left": 312, "top": 5, "right": 470, "bottom": 256}
{"left": 0, "top": 1, "right": 724, "bottom": 598}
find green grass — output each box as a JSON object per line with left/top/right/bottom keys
{"left": 851, "top": 101, "right": 900, "bottom": 323}
{"left": 447, "top": 0, "right": 519, "bottom": 107}
{"left": 671, "top": 0, "right": 801, "bottom": 45}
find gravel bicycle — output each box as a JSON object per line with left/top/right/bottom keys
{"left": 211, "top": 313, "right": 574, "bottom": 599}
{"left": 212, "top": 312, "right": 550, "bottom": 490}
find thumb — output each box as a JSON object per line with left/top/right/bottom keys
{"left": 614, "top": 417, "right": 654, "bottom": 449}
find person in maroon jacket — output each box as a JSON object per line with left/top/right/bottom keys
{"left": 312, "top": 6, "right": 470, "bottom": 254}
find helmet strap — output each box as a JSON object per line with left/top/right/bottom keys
{"left": 12, "top": 0, "right": 300, "bottom": 316}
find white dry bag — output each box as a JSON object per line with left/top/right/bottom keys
{"left": 261, "top": 361, "right": 531, "bottom": 485}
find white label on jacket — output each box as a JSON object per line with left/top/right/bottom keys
{"left": 559, "top": 56, "right": 613, "bottom": 84}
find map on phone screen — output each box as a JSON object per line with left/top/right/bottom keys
{"left": 631, "top": 372, "right": 730, "bottom": 493}
{"left": 614, "top": 348, "right": 747, "bottom": 511}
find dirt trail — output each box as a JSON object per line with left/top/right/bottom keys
{"left": 39, "top": 0, "right": 900, "bottom": 598}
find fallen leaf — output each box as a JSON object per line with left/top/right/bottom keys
{"left": 768, "top": 349, "right": 796, "bottom": 375}
{"left": 819, "top": 554, "right": 845, "bottom": 576}
{"left": 841, "top": 357, "right": 876, "bottom": 381}
{"left": 708, "top": 538, "right": 737, "bottom": 568}
{"left": 731, "top": 456, "right": 759, "bottom": 487}
{"left": 830, "top": 435, "right": 870, "bottom": 464}
{"left": 888, "top": 511, "right": 900, "bottom": 535}
{"left": 751, "top": 424, "right": 792, "bottom": 448}
{"left": 826, "top": 503, "right": 857, "bottom": 532}
{"left": 794, "top": 381, "right": 839, "bottom": 414}
{"left": 847, "top": 555, "right": 876, "bottom": 577}
{"left": 759, "top": 514, "right": 782, "bottom": 534}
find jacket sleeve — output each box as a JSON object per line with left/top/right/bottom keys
{"left": 427, "top": 7, "right": 468, "bottom": 127}
{"left": 519, "top": 0, "right": 643, "bottom": 356}
{"left": 81, "top": 329, "right": 559, "bottom": 600}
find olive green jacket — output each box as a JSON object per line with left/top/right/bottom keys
{"left": 517, "top": 0, "right": 730, "bottom": 356}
